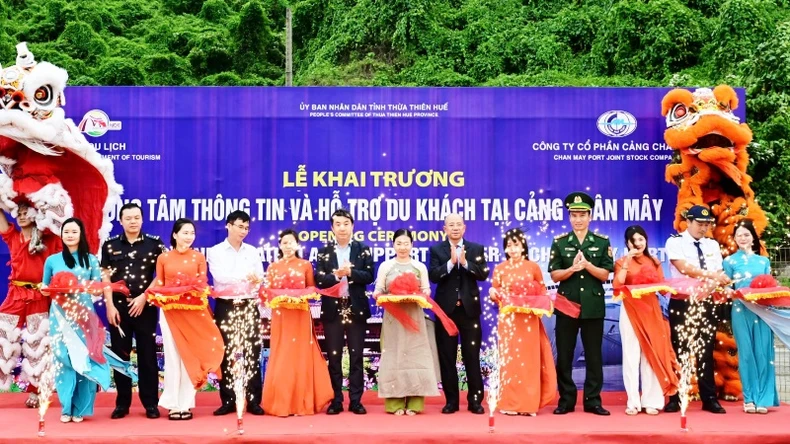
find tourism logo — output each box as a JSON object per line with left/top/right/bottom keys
{"left": 78, "top": 109, "right": 122, "bottom": 137}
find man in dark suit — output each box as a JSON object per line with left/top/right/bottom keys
{"left": 429, "top": 213, "right": 490, "bottom": 414}
{"left": 316, "top": 208, "right": 374, "bottom": 415}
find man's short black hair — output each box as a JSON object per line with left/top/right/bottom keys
{"left": 119, "top": 202, "right": 143, "bottom": 219}
{"left": 330, "top": 208, "right": 354, "bottom": 225}
{"left": 226, "top": 210, "right": 251, "bottom": 225}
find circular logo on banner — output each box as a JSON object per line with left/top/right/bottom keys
{"left": 597, "top": 110, "right": 638, "bottom": 138}
{"left": 78, "top": 109, "right": 123, "bottom": 137}
{"left": 79, "top": 110, "right": 111, "bottom": 137}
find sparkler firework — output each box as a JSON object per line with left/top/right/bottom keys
{"left": 674, "top": 274, "right": 724, "bottom": 431}
{"left": 484, "top": 336, "right": 500, "bottom": 433}
{"left": 35, "top": 345, "right": 56, "bottom": 437}
{"left": 217, "top": 279, "right": 262, "bottom": 435}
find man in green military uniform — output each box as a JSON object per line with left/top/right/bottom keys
{"left": 548, "top": 192, "right": 614, "bottom": 416}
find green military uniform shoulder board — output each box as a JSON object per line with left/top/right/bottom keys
{"left": 554, "top": 232, "right": 570, "bottom": 240}
{"left": 591, "top": 232, "right": 608, "bottom": 240}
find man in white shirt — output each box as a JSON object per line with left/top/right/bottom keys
{"left": 207, "top": 211, "right": 265, "bottom": 416}
{"left": 664, "top": 205, "right": 730, "bottom": 414}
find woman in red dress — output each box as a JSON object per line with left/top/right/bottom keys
{"left": 262, "top": 229, "right": 333, "bottom": 416}
{"left": 489, "top": 228, "right": 556, "bottom": 416}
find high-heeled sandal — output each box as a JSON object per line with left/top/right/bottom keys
{"left": 393, "top": 409, "right": 405, "bottom": 416}
{"left": 743, "top": 403, "right": 756, "bottom": 413}
{"left": 625, "top": 407, "right": 639, "bottom": 416}
{"left": 405, "top": 409, "right": 417, "bottom": 416}
{"left": 645, "top": 408, "right": 659, "bottom": 415}
{"left": 756, "top": 407, "right": 768, "bottom": 414}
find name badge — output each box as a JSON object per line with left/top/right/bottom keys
{"left": 564, "top": 247, "right": 576, "bottom": 251}
{"left": 589, "top": 247, "right": 600, "bottom": 252}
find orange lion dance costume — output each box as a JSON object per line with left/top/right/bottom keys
{"left": 662, "top": 85, "right": 768, "bottom": 254}
{"left": 662, "top": 85, "right": 769, "bottom": 402}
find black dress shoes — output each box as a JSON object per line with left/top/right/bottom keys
{"left": 664, "top": 401, "right": 681, "bottom": 413}
{"left": 213, "top": 404, "right": 236, "bottom": 416}
{"left": 468, "top": 403, "right": 485, "bottom": 414}
{"left": 145, "top": 407, "right": 161, "bottom": 419}
{"left": 111, "top": 407, "right": 129, "bottom": 419}
{"left": 553, "top": 405, "right": 574, "bottom": 415}
{"left": 326, "top": 402, "right": 344, "bottom": 415}
{"left": 584, "top": 405, "right": 611, "bottom": 416}
{"left": 247, "top": 404, "right": 265, "bottom": 415}
{"left": 441, "top": 404, "right": 459, "bottom": 414}
{"left": 702, "top": 400, "right": 726, "bottom": 414}
{"left": 349, "top": 403, "right": 367, "bottom": 415}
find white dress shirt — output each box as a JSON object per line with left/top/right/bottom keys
{"left": 206, "top": 240, "right": 264, "bottom": 299}
{"left": 446, "top": 239, "right": 468, "bottom": 274}
{"left": 665, "top": 230, "right": 723, "bottom": 278}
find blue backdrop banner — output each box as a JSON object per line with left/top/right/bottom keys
{"left": 0, "top": 87, "right": 747, "bottom": 391}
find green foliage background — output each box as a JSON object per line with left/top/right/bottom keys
{"left": 1, "top": 0, "right": 789, "bottom": 246}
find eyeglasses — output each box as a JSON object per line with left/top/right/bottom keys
{"left": 232, "top": 224, "right": 250, "bottom": 232}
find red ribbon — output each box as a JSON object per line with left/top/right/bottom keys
{"left": 733, "top": 275, "right": 790, "bottom": 307}
{"left": 258, "top": 280, "right": 347, "bottom": 304}
{"left": 376, "top": 272, "right": 458, "bottom": 335}
{"left": 145, "top": 281, "right": 209, "bottom": 310}
{"left": 47, "top": 271, "right": 122, "bottom": 365}
{"left": 552, "top": 293, "right": 582, "bottom": 318}
{"left": 46, "top": 273, "right": 130, "bottom": 297}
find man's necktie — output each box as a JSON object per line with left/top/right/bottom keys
{"left": 694, "top": 241, "right": 707, "bottom": 270}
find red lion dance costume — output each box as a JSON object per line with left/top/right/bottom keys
{"left": 662, "top": 85, "right": 769, "bottom": 401}
{"left": 0, "top": 42, "right": 122, "bottom": 401}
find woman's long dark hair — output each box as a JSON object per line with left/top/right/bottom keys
{"left": 734, "top": 219, "right": 761, "bottom": 254}
{"left": 503, "top": 228, "right": 528, "bottom": 260}
{"left": 278, "top": 228, "right": 301, "bottom": 259}
{"left": 60, "top": 218, "right": 91, "bottom": 269}
{"left": 170, "top": 218, "right": 195, "bottom": 249}
{"left": 624, "top": 225, "right": 655, "bottom": 263}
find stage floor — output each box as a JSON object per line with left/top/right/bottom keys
{"left": 0, "top": 391, "right": 787, "bottom": 444}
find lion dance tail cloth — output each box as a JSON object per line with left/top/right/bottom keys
{"left": 0, "top": 314, "right": 22, "bottom": 390}
{"left": 0, "top": 43, "right": 123, "bottom": 391}
{"left": 18, "top": 313, "right": 49, "bottom": 389}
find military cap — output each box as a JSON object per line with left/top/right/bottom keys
{"left": 685, "top": 205, "right": 715, "bottom": 222}
{"left": 564, "top": 192, "right": 594, "bottom": 212}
